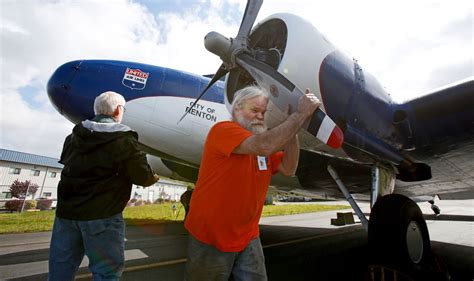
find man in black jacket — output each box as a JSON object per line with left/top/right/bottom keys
{"left": 180, "top": 186, "right": 193, "bottom": 220}
{"left": 48, "top": 91, "right": 159, "bottom": 281}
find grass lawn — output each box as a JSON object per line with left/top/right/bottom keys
{"left": 0, "top": 202, "right": 350, "bottom": 234}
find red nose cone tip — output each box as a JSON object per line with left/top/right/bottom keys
{"left": 327, "top": 126, "right": 344, "bottom": 148}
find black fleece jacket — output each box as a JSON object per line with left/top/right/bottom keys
{"left": 56, "top": 116, "right": 156, "bottom": 220}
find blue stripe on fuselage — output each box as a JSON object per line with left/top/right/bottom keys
{"left": 50, "top": 60, "right": 225, "bottom": 123}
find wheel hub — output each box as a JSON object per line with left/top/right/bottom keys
{"left": 406, "top": 221, "right": 424, "bottom": 264}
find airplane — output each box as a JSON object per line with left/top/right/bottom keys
{"left": 47, "top": 0, "right": 473, "bottom": 277}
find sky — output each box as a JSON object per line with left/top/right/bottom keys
{"left": 0, "top": 0, "right": 472, "bottom": 158}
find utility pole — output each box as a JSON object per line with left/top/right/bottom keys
{"left": 20, "top": 182, "right": 31, "bottom": 213}
{"left": 39, "top": 167, "right": 49, "bottom": 198}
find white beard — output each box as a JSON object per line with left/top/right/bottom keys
{"left": 235, "top": 115, "right": 268, "bottom": 134}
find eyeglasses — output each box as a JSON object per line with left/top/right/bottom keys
{"left": 118, "top": 105, "right": 127, "bottom": 112}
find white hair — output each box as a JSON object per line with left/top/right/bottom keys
{"left": 231, "top": 85, "right": 269, "bottom": 117}
{"left": 93, "top": 91, "right": 126, "bottom": 116}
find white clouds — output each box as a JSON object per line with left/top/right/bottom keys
{"left": 1, "top": 0, "right": 165, "bottom": 157}
{"left": 1, "top": 88, "right": 72, "bottom": 157}
{"left": 0, "top": 0, "right": 237, "bottom": 157}
{"left": 255, "top": 0, "right": 472, "bottom": 100}
{"left": 0, "top": 0, "right": 472, "bottom": 157}
{"left": 0, "top": 18, "right": 29, "bottom": 35}
{"left": 151, "top": 11, "right": 235, "bottom": 73}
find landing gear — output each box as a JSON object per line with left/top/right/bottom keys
{"left": 327, "top": 165, "right": 448, "bottom": 279}
{"left": 368, "top": 194, "right": 433, "bottom": 273}
{"left": 428, "top": 199, "right": 441, "bottom": 216}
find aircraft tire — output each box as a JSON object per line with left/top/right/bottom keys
{"left": 368, "top": 194, "right": 432, "bottom": 273}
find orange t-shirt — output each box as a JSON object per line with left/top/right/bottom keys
{"left": 185, "top": 121, "right": 283, "bottom": 252}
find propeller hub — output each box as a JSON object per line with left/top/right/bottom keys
{"left": 204, "top": 31, "right": 232, "bottom": 63}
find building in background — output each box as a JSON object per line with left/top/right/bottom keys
{"left": 0, "top": 149, "right": 62, "bottom": 199}
{"left": 0, "top": 148, "right": 188, "bottom": 204}
{"left": 132, "top": 181, "right": 188, "bottom": 202}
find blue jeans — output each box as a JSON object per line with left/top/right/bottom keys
{"left": 185, "top": 235, "right": 267, "bottom": 281}
{"left": 48, "top": 213, "right": 125, "bottom": 281}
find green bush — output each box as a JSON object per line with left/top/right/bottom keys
{"left": 5, "top": 200, "right": 22, "bottom": 212}
{"left": 134, "top": 199, "right": 144, "bottom": 206}
{"left": 5, "top": 200, "right": 36, "bottom": 212}
{"left": 24, "top": 200, "right": 36, "bottom": 210}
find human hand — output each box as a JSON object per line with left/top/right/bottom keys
{"left": 297, "top": 88, "right": 321, "bottom": 117}
{"left": 283, "top": 104, "right": 291, "bottom": 119}
{"left": 153, "top": 174, "right": 160, "bottom": 182}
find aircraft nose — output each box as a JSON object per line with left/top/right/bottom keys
{"left": 47, "top": 60, "right": 82, "bottom": 115}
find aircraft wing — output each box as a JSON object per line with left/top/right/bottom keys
{"left": 399, "top": 77, "right": 474, "bottom": 154}
{"left": 267, "top": 77, "right": 474, "bottom": 201}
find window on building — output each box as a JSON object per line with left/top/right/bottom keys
{"left": 30, "top": 169, "right": 40, "bottom": 176}
{"left": 1, "top": 192, "right": 12, "bottom": 199}
{"left": 9, "top": 167, "right": 21, "bottom": 174}
{"left": 42, "top": 192, "right": 52, "bottom": 198}
{"left": 49, "top": 171, "right": 57, "bottom": 178}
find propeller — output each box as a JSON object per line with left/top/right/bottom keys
{"left": 235, "top": 54, "right": 343, "bottom": 148}
{"left": 179, "top": 0, "right": 344, "bottom": 148}
{"left": 178, "top": 0, "right": 263, "bottom": 124}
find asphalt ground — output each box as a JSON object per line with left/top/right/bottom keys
{"left": 0, "top": 200, "right": 472, "bottom": 281}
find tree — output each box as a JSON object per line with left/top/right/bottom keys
{"left": 9, "top": 179, "right": 38, "bottom": 199}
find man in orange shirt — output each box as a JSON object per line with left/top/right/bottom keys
{"left": 184, "top": 85, "right": 320, "bottom": 280}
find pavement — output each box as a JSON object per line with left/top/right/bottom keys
{"left": 0, "top": 199, "right": 472, "bottom": 280}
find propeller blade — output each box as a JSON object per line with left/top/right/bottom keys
{"left": 177, "top": 64, "right": 228, "bottom": 124}
{"left": 235, "top": 54, "right": 344, "bottom": 148}
{"left": 235, "top": 0, "right": 263, "bottom": 42}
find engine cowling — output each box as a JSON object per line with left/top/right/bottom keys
{"left": 224, "top": 13, "right": 337, "bottom": 126}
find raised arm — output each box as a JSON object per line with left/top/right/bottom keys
{"left": 234, "top": 90, "right": 320, "bottom": 156}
